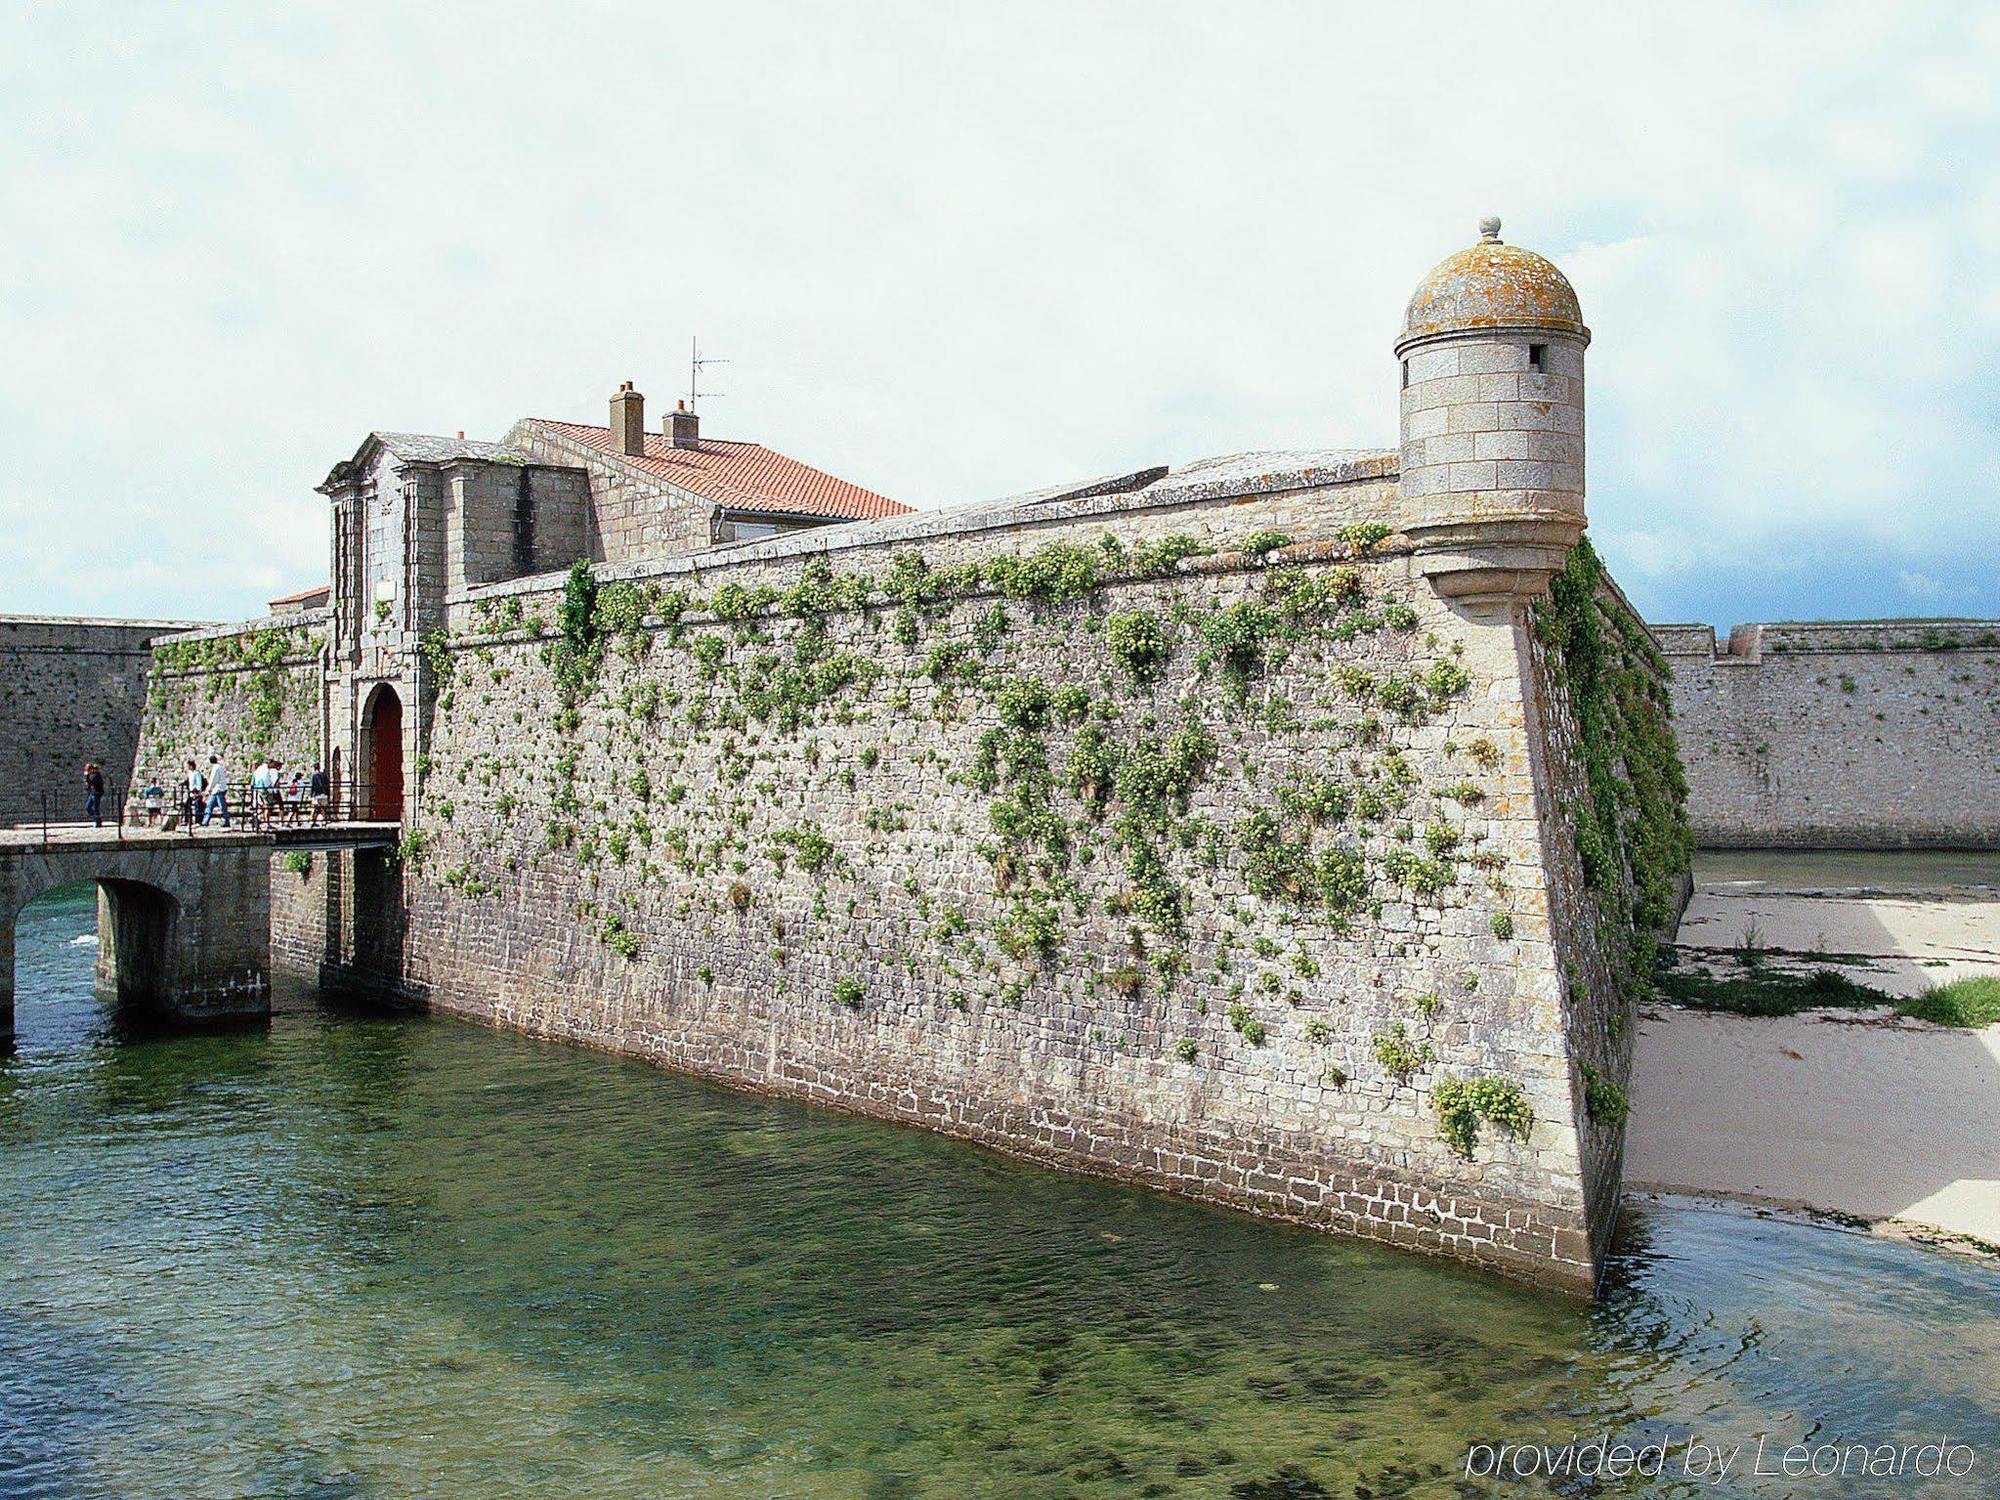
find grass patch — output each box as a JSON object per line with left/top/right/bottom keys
{"left": 1653, "top": 960, "right": 1890, "bottom": 1017}
{"left": 1894, "top": 976, "right": 2000, "bottom": 1029}
{"left": 1656, "top": 958, "right": 2000, "bottom": 1028}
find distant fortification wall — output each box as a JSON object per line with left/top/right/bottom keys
{"left": 0, "top": 615, "right": 210, "bottom": 828}
{"left": 1659, "top": 619, "right": 2000, "bottom": 849}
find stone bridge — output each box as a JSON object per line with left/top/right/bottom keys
{"left": 0, "top": 825, "right": 397, "bottom": 1047}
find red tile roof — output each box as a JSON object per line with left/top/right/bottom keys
{"left": 531, "top": 420, "right": 911, "bottom": 522}
{"left": 268, "top": 583, "right": 331, "bottom": 608}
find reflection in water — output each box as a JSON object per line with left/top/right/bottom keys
{"left": 4, "top": 884, "right": 1998, "bottom": 1498}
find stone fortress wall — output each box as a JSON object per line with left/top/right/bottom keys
{"left": 134, "top": 456, "right": 1682, "bottom": 1294}
{"left": 0, "top": 614, "right": 211, "bottom": 828}
{"left": 128, "top": 610, "right": 331, "bottom": 803}
{"left": 1658, "top": 619, "right": 2000, "bottom": 848}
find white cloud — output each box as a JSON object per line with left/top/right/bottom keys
{"left": 1899, "top": 570, "right": 1944, "bottom": 599}
{"left": 0, "top": 1, "right": 1995, "bottom": 627}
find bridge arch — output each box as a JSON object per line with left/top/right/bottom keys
{"left": 0, "top": 839, "right": 274, "bottom": 1050}
{"left": 94, "top": 878, "right": 181, "bottom": 1015}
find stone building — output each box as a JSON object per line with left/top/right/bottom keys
{"left": 127, "top": 220, "right": 1695, "bottom": 1294}
{"left": 310, "top": 398, "right": 909, "bottom": 820}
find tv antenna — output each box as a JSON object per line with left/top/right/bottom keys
{"left": 689, "top": 337, "right": 728, "bottom": 409}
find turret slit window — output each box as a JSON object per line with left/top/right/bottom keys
{"left": 1400, "top": 360, "right": 1410, "bottom": 390}
{"left": 1528, "top": 343, "right": 1548, "bottom": 373}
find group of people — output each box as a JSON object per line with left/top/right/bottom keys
{"left": 121, "top": 756, "right": 332, "bottom": 831}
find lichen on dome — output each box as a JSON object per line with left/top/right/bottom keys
{"left": 1396, "top": 219, "right": 1587, "bottom": 351}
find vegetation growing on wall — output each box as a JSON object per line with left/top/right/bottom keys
{"left": 1431, "top": 1076, "right": 1533, "bottom": 1157}
{"left": 1536, "top": 538, "right": 1693, "bottom": 1001}
{"left": 153, "top": 517, "right": 1559, "bottom": 1171}
{"left": 145, "top": 622, "right": 320, "bottom": 762}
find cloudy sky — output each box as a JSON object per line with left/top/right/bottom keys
{"left": 2, "top": 2, "right": 1995, "bottom": 628}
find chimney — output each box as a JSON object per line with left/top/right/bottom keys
{"left": 667, "top": 400, "right": 700, "bottom": 450}
{"left": 610, "top": 381, "right": 645, "bottom": 455}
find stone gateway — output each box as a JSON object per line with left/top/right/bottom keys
{"left": 126, "top": 224, "right": 1692, "bottom": 1295}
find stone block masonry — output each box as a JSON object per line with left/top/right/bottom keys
{"left": 320, "top": 467, "right": 1663, "bottom": 1293}
{"left": 0, "top": 615, "right": 212, "bottom": 828}
{"left": 122, "top": 225, "right": 1700, "bottom": 1293}
{"left": 1659, "top": 619, "right": 2000, "bottom": 848}
{"left": 132, "top": 454, "right": 1685, "bottom": 1295}
{"left": 129, "top": 611, "right": 330, "bottom": 799}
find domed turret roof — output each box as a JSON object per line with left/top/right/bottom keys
{"left": 1396, "top": 218, "right": 1587, "bottom": 352}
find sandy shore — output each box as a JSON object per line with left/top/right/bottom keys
{"left": 1630, "top": 852, "right": 2000, "bottom": 1251}
{"left": 1628, "top": 1005, "right": 2000, "bottom": 1247}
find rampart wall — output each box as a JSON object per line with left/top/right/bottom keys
{"left": 129, "top": 612, "right": 330, "bottom": 802}
{"left": 142, "top": 465, "right": 1685, "bottom": 1293}
{"left": 0, "top": 615, "right": 210, "bottom": 828}
{"left": 1658, "top": 619, "right": 2000, "bottom": 848}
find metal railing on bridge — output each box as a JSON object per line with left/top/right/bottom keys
{"left": 34, "top": 779, "right": 407, "bottom": 847}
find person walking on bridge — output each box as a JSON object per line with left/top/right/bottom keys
{"left": 82, "top": 762, "right": 105, "bottom": 828}
{"left": 183, "top": 760, "right": 204, "bottom": 834}
{"left": 202, "top": 754, "right": 231, "bottom": 828}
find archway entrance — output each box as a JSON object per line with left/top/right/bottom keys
{"left": 363, "top": 685, "right": 404, "bottom": 822}
{"left": 95, "top": 879, "right": 180, "bottom": 1013}
{"left": 3, "top": 879, "right": 179, "bottom": 1052}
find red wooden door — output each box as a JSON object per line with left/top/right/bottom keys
{"left": 369, "top": 688, "right": 403, "bottom": 822}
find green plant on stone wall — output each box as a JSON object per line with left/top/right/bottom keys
{"left": 553, "top": 561, "right": 602, "bottom": 703}
{"left": 1580, "top": 1064, "right": 1630, "bottom": 1127}
{"left": 1536, "top": 538, "right": 1693, "bottom": 1000}
{"left": 1431, "top": 1076, "right": 1533, "bottom": 1158}
{"left": 776, "top": 823, "right": 838, "bottom": 875}
{"left": 1105, "top": 610, "right": 1170, "bottom": 685}
{"left": 997, "top": 895, "right": 1062, "bottom": 961}
{"left": 832, "top": 976, "right": 865, "bottom": 1009}
{"left": 1129, "top": 535, "right": 1210, "bottom": 575}
{"left": 599, "top": 915, "right": 640, "bottom": 960}
{"left": 1371, "top": 1021, "right": 1429, "bottom": 1082}
{"left": 421, "top": 627, "right": 455, "bottom": 693}
{"left": 1200, "top": 602, "right": 1281, "bottom": 699}
{"left": 1335, "top": 522, "right": 1393, "bottom": 555}
{"left": 985, "top": 542, "right": 1102, "bottom": 607}
{"left": 1226, "top": 1001, "right": 1266, "bottom": 1046}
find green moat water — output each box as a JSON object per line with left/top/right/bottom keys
{"left": 4, "top": 884, "right": 1997, "bottom": 1498}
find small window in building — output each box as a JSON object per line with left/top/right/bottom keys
{"left": 1528, "top": 343, "right": 1548, "bottom": 374}
{"left": 1400, "top": 360, "right": 1411, "bottom": 390}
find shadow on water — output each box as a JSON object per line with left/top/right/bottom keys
{"left": 4, "top": 884, "right": 1999, "bottom": 1498}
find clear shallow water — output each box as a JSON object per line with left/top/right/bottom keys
{"left": 4, "top": 884, "right": 1998, "bottom": 1499}
{"left": 1694, "top": 848, "right": 2000, "bottom": 893}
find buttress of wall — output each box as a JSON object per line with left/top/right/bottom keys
{"left": 1662, "top": 621, "right": 2000, "bottom": 848}
{"left": 507, "top": 422, "right": 712, "bottom": 564}
{"left": 132, "top": 614, "right": 329, "bottom": 795}
{"left": 0, "top": 617, "right": 206, "bottom": 826}
{"left": 394, "top": 487, "right": 1607, "bottom": 1290}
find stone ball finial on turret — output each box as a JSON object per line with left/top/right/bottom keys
{"left": 1394, "top": 219, "right": 1590, "bottom": 608}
